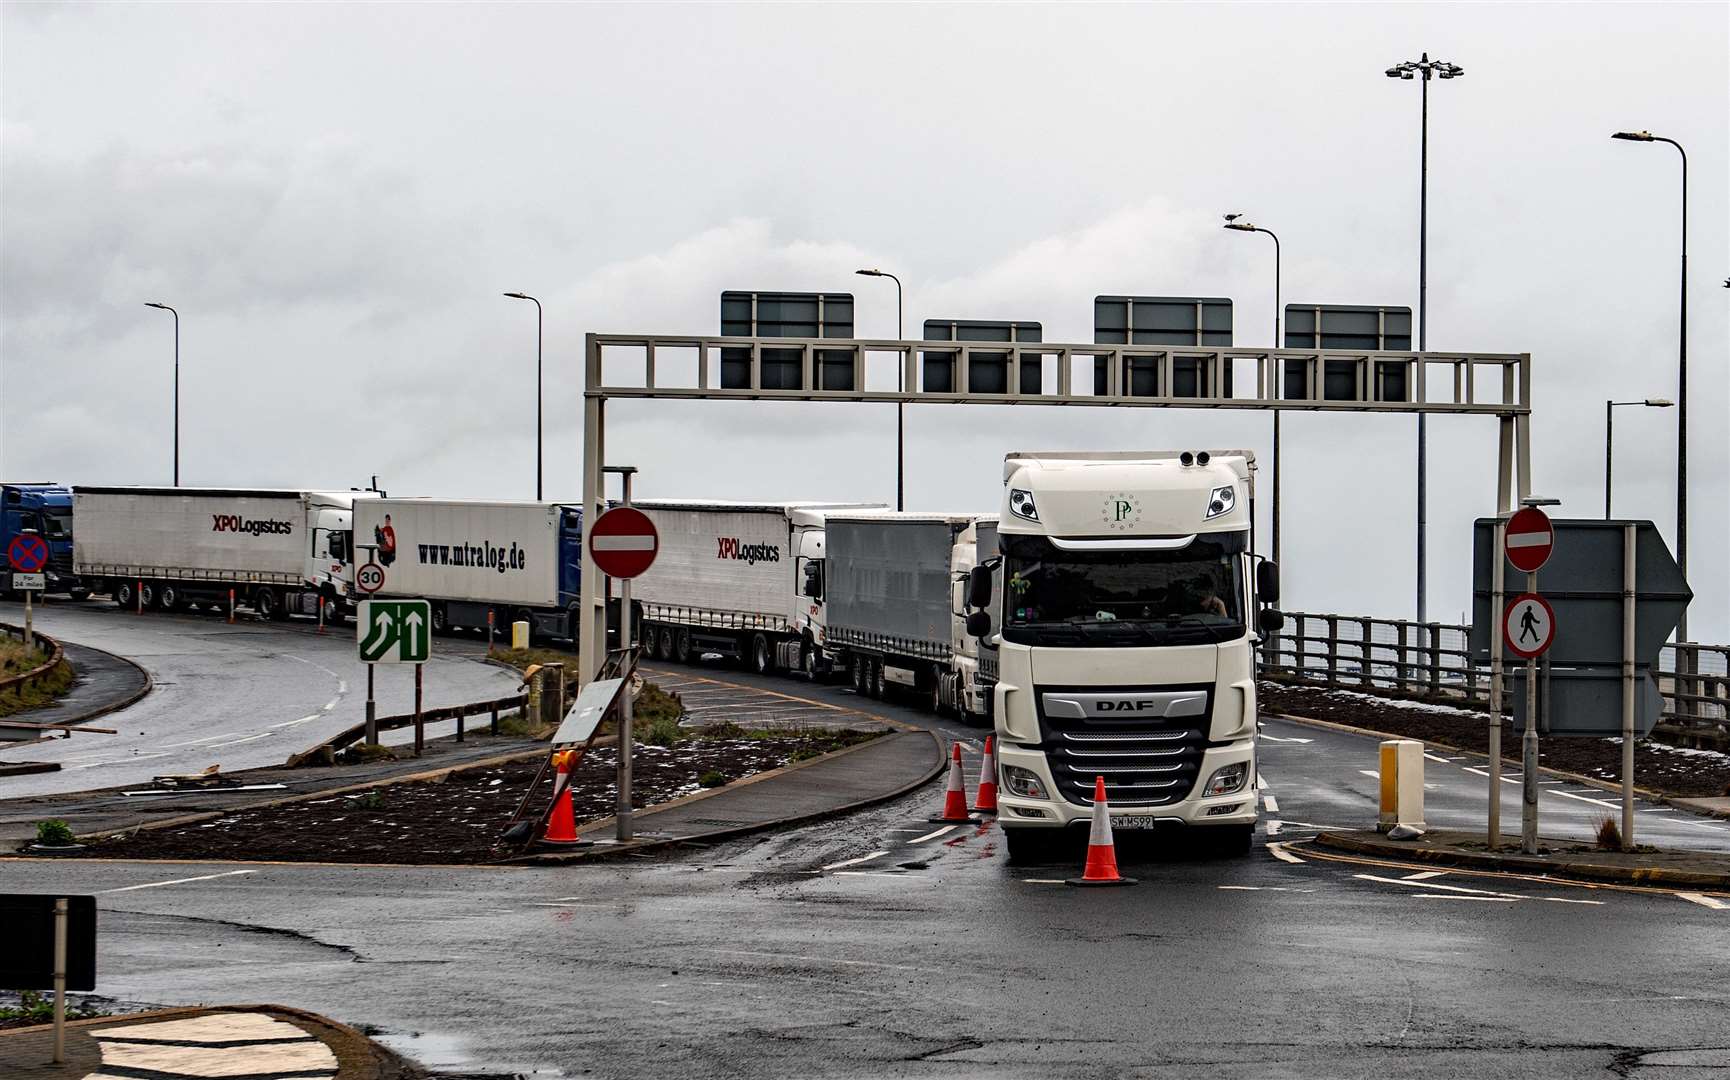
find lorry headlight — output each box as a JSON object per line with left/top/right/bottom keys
{"left": 1008, "top": 488, "right": 1040, "bottom": 522}
{"left": 1205, "top": 485, "right": 1236, "bottom": 520}
{"left": 1003, "top": 766, "right": 1047, "bottom": 799}
{"left": 1204, "top": 762, "right": 1248, "bottom": 796}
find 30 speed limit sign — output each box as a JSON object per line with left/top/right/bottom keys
{"left": 356, "top": 562, "right": 387, "bottom": 594}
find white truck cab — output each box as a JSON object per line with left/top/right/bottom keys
{"left": 969, "top": 451, "right": 1280, "bottom": 860}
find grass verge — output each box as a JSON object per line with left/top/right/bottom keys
{"left": 0, "top": 635, "right": 73, "bottom": 717}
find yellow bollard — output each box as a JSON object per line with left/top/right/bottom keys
{"left": 511, "top": 619, "right": 530, "bottom": 651}
{"left": 1378, "top": 739, "right": 1426, "bottom": 834}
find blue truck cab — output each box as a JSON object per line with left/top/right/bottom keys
{"left": 2, "top": 483, "right": 86, "bottom": 598}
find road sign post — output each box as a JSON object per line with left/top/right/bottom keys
{"left": 9, "top": 533, "right": 48, "bottom": 652}
{"left": 1500, "top": 504, "right": 1555, "bottom": 856}
{"left": 1488, "top": 518, "right": 1505, "bottom": 850}
{"left": 357, "top": 599, "right": 431, "bottom": 754}
{"left": 1521, "top": 571, "right": 1541, "bottom": 854}
{"left": 591, "top": 475, "right": 657, "bottom": 843}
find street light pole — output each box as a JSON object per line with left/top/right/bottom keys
{"left": 1224, "top": 217, "right": 1281, "bottom": 568}
{"left": 1610, "top": 131, "right": 1688, "bottom": 646}
{"left": 1604, "top": 399, "right": 1675, "bottom": 518}
{"left": 855, "top": 269, "right": 904, "bottom": 511}
{"left": 1387, "top": 53, "right": 1463, "bottom": 629}
{"left": 144, "top": 302, "right": 180, "bottom": 485}
{"left": 504, "top": 293, "right": 544, "bottom": 500}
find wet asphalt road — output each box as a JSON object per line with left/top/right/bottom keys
{"left": 0, "top": 598, "right": 520, "bottom": 795}
{"left": 4, "top": 648, "right": 1729, "bottom": 1078}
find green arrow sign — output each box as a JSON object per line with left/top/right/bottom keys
{"left": 357, "top": 599, "right": 432, "bottom": 664}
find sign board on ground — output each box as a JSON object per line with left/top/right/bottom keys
{"left": 1504, "top": 507, "right": 1555, "bottom": 573}
{"left": 355, "top": 562, "right": 386, "bottom": 594}
{"left": 588, "top": 507, "right": 659, "bottom": 579}
{"left": 1503, "top": 594, "right": 1555, "bottom": 659}
{"left": 8, "top": 534, "right": 48, "bottom": 573}
{"left": 551, "top": 677, "right": 626, "bottom": 747}
{"left": 0, "top": 894, "right": 96, "bottom": 991}
{"left": 357, "top": 599, "right": 431, "bottom": 664}
{"left": 11, "top": 573, "right": 46, "bottom": 591}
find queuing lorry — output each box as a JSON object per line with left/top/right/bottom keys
{"left": 351, "top": 498, "right": 584, "bottom": 642}
{"left": 73, "top": 486, "right": 373, "bottom": 619}
{"left": 964, "top": 451, "right": 1281, "bottom": 860}
{"left": 823, "top": 512, "right": 999, "bottom": 725}
{"left": 2, "top": 483, "right": 86, "bottom": 598}
{"left": 630, "top": 500, "right": 881, "bottom": 674}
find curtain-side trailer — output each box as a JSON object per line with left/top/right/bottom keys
{"left": 823, "top": 512, "right": 998, "bottom": 725}
{"left": 72, "top": 487, "right": 371, "bottom": 620}
{"left": 351, "top": 499, "right": 584, "bottom": 643}
{"left": 629, "top": 501, "right": 881, "bottom": 675}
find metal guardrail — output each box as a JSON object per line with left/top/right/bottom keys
{"left": 0, "top": 622, "right": 66, "bottom": 701}
{"left": 1262, "top": 611, "right": 1730, "bottom": 748}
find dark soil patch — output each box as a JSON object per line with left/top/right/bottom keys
{"left": 87, "top": 730, "right": 879, "bottom": 865}
{"left": 1261, "top": 681, "right": 1730, "bottom": 799}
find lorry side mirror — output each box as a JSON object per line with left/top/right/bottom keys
{"left": 966, "top": 565, "right": 993, "bottom": 608}
{"left": 1257, "top": 607, "right": 1285, "bottom": 634}
{"left": 1256, "top": 561, "right": 1280, "bottom": 605}
{"left": 803, "top": 560, "right": 824, "bottom": 601}
{"left": 966, "top": 610, "right": 993, "bottom": 638}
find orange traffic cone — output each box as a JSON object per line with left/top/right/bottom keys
{"left": 928, "top": 743, "right": 980, "bottom": 824}
{"left": 972, "top": 735, "right": 999, "bottom": 815}
{"left": 539, "top": 750, "right": 591, "bottom": 847}
{"left": 1067, "top": 776, "right": 1136, "bottom": 887}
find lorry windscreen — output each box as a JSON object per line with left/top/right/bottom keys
{"left": 42, "top": 511, "right": 72, "bottom": 540}
{"left": 1000, "top": 533, "right": 1245, "bottom": 647}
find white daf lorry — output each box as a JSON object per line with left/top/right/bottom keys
{"left": 964, "top": 451, "right": 1281, "bottom": 859}
{"left": 823, "top": 512, "right": 999, "bottom": 725}
{"left": 629, "top": 501, "right": 881, "bottom": 674}
{"left": 73, "top": 486, "right": 374, "bottom": 620}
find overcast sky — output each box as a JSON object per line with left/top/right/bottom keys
{"left": 2, "top": 2, "right": 1725, "bottom": 640}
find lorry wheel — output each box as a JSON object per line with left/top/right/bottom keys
{"left": 1205, "top": 825, "right": 1255, "bottom": 858}
{"left": 1004, "top": 828, "right": 1059, "bottom": 865}
{"left": 253, "top": 587, "right": 280, "bottom": 620}
{"left": 750, "top": 633, "right": 773, "bottom": 675}
{"left": 927, "top": 677, "right": 942, "bottom": 714}
{"left": 431, "top": 604, "right": 449, "bottom": 635}
{"left": 139, "top": 582, "right": 160, "bottom": 610}
{"left": 657, "top": 627, "right": 675, "bottom": 661}
{"left": 801, "top": 640, "right": 819, "bottom": 680}
{"left": 115, "top": 581, "right": 136, "bottom": 609}
{"left": 675, "top": 629, "right": 692, "bottom": 664}
{"left": 158, "top": 583, "right": 185, "bottom": 611}
{"left": 851, "top": 657, "right": 867, "bottom": 693}
{"left": 871, "top": 661, "right": 887, "bottom": 699}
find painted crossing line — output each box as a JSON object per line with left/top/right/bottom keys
{"left": 821, "top": 850, "right": 889, "bottom": 871}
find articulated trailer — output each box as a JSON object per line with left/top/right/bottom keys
{"left": 629, "top": 501, "right": 881, "bottom": 675}
{"left": 823, "top": 512, "right": 998, "bottom": 726}
{"left": 73, "top": 486, "right": 373, "bottom": 619}
{"left": 351, "top": 498, "right": 584, "bottom": 643}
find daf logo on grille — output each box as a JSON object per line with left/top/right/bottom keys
{"left": 1097, "top": 700, "right": 1157, "bottom": 712}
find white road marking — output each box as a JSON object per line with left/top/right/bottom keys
{"left": 908, "top": 825, "right": 957, "bottom": 844}
{"left": 1677, "top": 892, "right": 1730, "bottom": 910}
{"left": 1021, "top": 878, "right": 1067, "bottom": 884}
{"left": 74, "top": 752, "right": 171, "bottom": 769}
{"left": 821, "top": 850, "right": 889, "bottom": 871}
{"left": 269, "top": 714, "right": 326, "bottom": 729}
{"left": 1355, "top": 873, "right": 1502, "bottom": 896}
{"left": 1638, "top": 807, "right": 1676, "bottom": 814}
{"left": 1258, "top": 733, "right": 1312, "bottom": 744}
{"left": 1542, "top": 897, "right": 1606, "bottom": 905}
{"left": 834, "top": 871, "right": 938, "bottom": 881}
{"left": 1423, "top": 753, "right": 1451, "bottom": 764}
{"left": 162, "top": 731, "right": 245, "bottom": 748}
{"left": 1262, "top": 794, "right": 1280, "bottom": 813}
{"left": 202, "top": 731, "right": 274, "bottom": 749}
{"left": 1414, "top": 894, "right": 1521, "bottom": 902}
{"left": 1265, "top": 819, "right": 1284, "bottom": 836}
{"left": 1218, "top": 885, "right": 1313, "bottom": 892}
{"left": 1401, "top": 870, "right": 1448, "bottom": 881}
{"left": 1266, "top": 842, "right": 1306, "bottom": 864}
{"left": 713, "top": 950, "right": 931, "bottom": 974}
{"left": 1357, "top": 769, "right": 1380, "bottom": 780}
{"left": 101, "top": 869, "right": 257, "bottom": 893}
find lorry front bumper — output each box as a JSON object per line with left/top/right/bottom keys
{"left": 994, "top": 741, "right": 1257, "bottom": 829}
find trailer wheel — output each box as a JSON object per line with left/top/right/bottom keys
{"left": 871, "top": 661, "right": 887, "bottom": 699}
{"left": 851, "top": 656, "right": 868, "bottom": 693}
{"left": 928, "top": 675, "right": 943, "bottom": 714}
{"left": 750, "top": 633, "right": 774, "bottom": 675}
{"left": 656, "top": 626, "right": 674, "bottom": 661}
{"left": 675, "top": 629, "right": 692, "bottom": 664}
{"left": 158, "top": 583, "right": 185, "bottom": 611}
{"left": 114, "top": 581, "right": 136, "bottom": 609}
{"left": 139, "top": 581, "right": 160, "bottom": 610}
{"left": 253, "top": 586, "right": 281, "bottom": 621}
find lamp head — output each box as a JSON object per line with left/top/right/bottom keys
{"left": 1224, "top": 222, "right": 1256, "bottom": 232}
{"left": 503, "top": 292, "right": 530, "bottom": 300}
{"left": 145, "top": 302, "right": 169, "bottom": 310}
{"left": 1612, "top": 131, "right": 1655, "bottom": 142}
{"left": 854, "top": 268, "right": 882, "bottom": 278}
{"left": 1645, "top": 399, "right": 1675, "bottom": 408}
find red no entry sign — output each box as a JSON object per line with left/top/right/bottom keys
{"left": 7, "top": 534, "right": 48, "bottom": 574}
{"left": 589, "top": 507, "right": 659, "bottom": 579}
{"left": 1503, "top": 507, "right": 1554, "bottom": 574}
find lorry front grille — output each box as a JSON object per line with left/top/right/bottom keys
{"left": 1035, "top": 683, "right": 1212, "bottom": 807}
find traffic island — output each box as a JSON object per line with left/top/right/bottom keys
{"left": 0, "top": 1004, "right": 424, "bottom": 1079}
{"left": 1306, "top": 828, "right": 1730, "bottom": 890}
{"left": 77, "top": 725, "right": 886, "bottom": 864}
